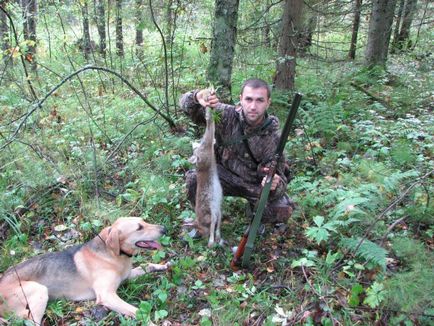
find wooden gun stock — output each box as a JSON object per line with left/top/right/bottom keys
{"left": 230, "top": 230, "right": 249, "bottom": 270}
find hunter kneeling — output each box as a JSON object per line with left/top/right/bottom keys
{"left": 180, "top": 78, "right": 295, "bottom": 235}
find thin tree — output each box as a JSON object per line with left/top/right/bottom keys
{"left": 395, "top": 0, "right": 418, "bottom": 50}
{"left": 115, "top": 0, "right": 124, "bottom": 57}
{"left": 298, "top": 0, "right": 319, "bottom": 56}
{"left": 135, "top": 0, "right": 144, "bottom": 58}
{"left": 391, "top": 0, "right": 405, "bottom": 52}
{"left": 207, "top": 0, "right": 240, "bottom": 103}
{"left": 348, "top": 0, "right": 362, "bottom": 59}
{"left": 274, "top": 0, "right": 303, "bottom": 90}
{"left": 96, "top": 0, "right": 106, "bottom": 57}
{"left": 165, "top": 0, "right": 173, "bottom": 44}
{"left": 365, "top": 0, "right": 397, "bottom": 67}
{"left": 0, "top": 7, "right": 8, "bottom": 55}
{"left": 21, "top": 0, "right": 37, "bottom": 70}
{"left": 81, "top": 0, "right": 92, "bottom": 61}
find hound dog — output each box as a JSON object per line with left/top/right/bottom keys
{"left": 0, "top": 217, "right": 169, "bottom": 324}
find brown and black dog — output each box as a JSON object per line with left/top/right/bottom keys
{"left": 0, "top": 217, "right": 169, "bottom": 324}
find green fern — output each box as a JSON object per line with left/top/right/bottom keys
{"left": 390, "top": 141, "right": 417, "bottom": 166}
{"left": 300, "top": 101, "right": 345, "bottom": 140}
{"left": 383, "top": 169, "right": 419, "bottom": 193}
{"left": 331, "top": 185, "right": 382, "bottom": 220}
{"left": 340, "top": 237, "right": 387, "bottom": 270}
{"left": 384, "top": 238, "right": 434, "bottom": 315}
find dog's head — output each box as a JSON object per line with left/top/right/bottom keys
{"left": 102, "top": 217, "right": 166, "bottom": 257}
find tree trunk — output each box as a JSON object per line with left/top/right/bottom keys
{"left": 262, "top": 0, "right": 271, "bottom": 48}
{"left": 298, "top": 15, "right": 316, "bottom": 56}
{"left": 263, "top": 19, "right": 271, "bottom": 48}
{"left": 165, "top": 0, "right": 173, "bottom": 44}
{"left": 391, "top": 0, "right": 404, "bottom": 52}
{"left": 207, "top": 0, "right": 240, "bottom": 103}
{"left": 135, "top": 0, "right": 144, "bottom": 57}
{"left": 396, "top": 0, "right": 418, "bottom": 50}
{"left": 22, "top": 0, "right": 37, "bottom": 70}
{"left": 365, "top": 0, "right": 397, "bottom": 67}
{"left": 348, "top": 0, "right": 362, "bottom": 60}
{"left": 274, "top": 0, "right": 303, "bottom": 90}
{"left": 115, "top": 0, "right": 124, "bottom": 57}
{"left": 81, "top": 0, "right": 92, "bottom": 61}
{"left": 96, "top": 0, "right": 106, "bottom": 57}
{"left": 0, "top": 8, "right": 8, "bottom": 54}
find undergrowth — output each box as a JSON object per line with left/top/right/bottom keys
{"left": 0, "top": 28, "right": 433, "bottom": 326}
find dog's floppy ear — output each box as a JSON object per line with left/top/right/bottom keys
{"left": 106, "top": 227, "right": 120, "bottom": 256}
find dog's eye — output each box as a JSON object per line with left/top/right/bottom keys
{"left": 137, "top": 224, "right": 144, "bottom": 231}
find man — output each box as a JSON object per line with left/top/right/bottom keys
{"left": 180, "top": 78, "right": 294, "bottom": 230}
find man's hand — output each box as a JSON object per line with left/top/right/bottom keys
{"left": 196, "top": 88, "right": 220, "bottom": 108}
{"left": 260, "top": 167, "right": 281, "bottom": 191}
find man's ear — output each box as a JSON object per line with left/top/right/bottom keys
{"left": 106, "top": 227, "right": 120, "bottom": 256}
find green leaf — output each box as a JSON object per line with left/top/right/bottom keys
{"left": 340, "top": 237, "right": 388, "bottom": 270}
{"left": 364, "top": 282, "right": 385, "bottom": 308}
{"left": 305, "top": 226, "right": 329, "bottom": 244}
{"left": 313, "top": 215, "right": 324, "bottom": 227}
{"left": 115, "top": 195, "right": 123, "bottom": 207}
{"left": 325, "top": 251, "right": 341, "bottom": 266}
{"left": 137, "top": 301, "right": 152, "bottom": 322}
{"left": 349, "top": 283, "right": 363, "bottom": 307}
{"left": 291, "top": 257, "right": 316, "bottom": 268}
{"left": 159, "top": 235, "right": 171, "bottom": 246}
{"left": 200, "top": 317, "right": 213, "bottom": 326}
{"left": 154, "top": 309, "right": 168, "bottom": 321}
{"left": 192, "top": 280, "right": 205, "bottom": 289}
{"left": 152, "top": 250, "right": 166, "bottom": 263}
{"left": 154, "top": 289, "right": 168, "bottom": 303}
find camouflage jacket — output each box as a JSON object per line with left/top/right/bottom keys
{"left": 180, "top": 91, "right": 288, "bottom": 200}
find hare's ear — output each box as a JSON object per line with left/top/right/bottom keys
{"left": 191, "top": 141, "right": 200, "bottom": 151}
{"left": 106, "top": 227, "right": 120, "bottom": 256}
{"left": 188, "top": 154, "right": 197, "bottom": 164}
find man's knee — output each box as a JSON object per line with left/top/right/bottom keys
{"left": 262, "top": 196, "right": 295, "bottom": 224}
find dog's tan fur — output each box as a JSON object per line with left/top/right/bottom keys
{"left": 0, "top": 217, "right": 168, "bottom": 324}
{"left": 189, "top": 105, "right": 223, "bottom": 246}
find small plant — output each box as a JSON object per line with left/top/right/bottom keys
{"left": 305, "top": 215, "right": 338, "bottom": 244}
{"left": 291, "top": 250, "right": 318, "bottom": 268}
{"left": 340, "top": 237, "right": 388, "bottom": 270}
{"left": 363, "top": 282, "right": 385, "bottom": 308}
{"left": 136, "top": 301, "right": 152, "bottom": 324}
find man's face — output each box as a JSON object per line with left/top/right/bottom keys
{"left": 240, "top": 86, "right": 271, "bottom": 127}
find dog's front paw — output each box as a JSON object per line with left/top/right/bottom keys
{"left": 145, "top": 262, "right": 171, "bottom": 273}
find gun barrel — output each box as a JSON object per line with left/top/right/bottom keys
{"left": 275, "top": 93, "right": 302, "bottom": 156}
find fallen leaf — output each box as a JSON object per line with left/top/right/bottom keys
{"left": 75, "top": 307, "right": 84, "bottom": 313}
{"left": 54, "top": 224, "right": 68, "bottom": 232}
{"left": 198, "top": 308, "right": 211, "bottom": 317}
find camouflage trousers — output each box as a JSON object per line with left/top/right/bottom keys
{"left": 185, "top": 165, "right": 295, "bottom": 224}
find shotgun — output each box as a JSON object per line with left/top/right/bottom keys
{"left": 230, "top": 93, "right": 302, "bottom": 270}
